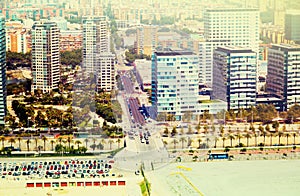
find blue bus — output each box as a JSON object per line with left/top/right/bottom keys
{"left": 208, "top": 153, "right": 229, "bottom": 160}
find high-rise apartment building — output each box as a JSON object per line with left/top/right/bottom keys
{"left": 136, "top": 25, "right": 158, "bottom": 56}
{"left": 273, "top": 0, "right": 286, "bottom": 28}
{"left": 6, "top": 29, "right": 30, "bottom": 53}
{"left": 212, "top": 46, "right": 257, "bottom": 110}
{"left": 31, "top": 20, "right": 60, "bottom": 93}
{"left": 82, "top": 16, "right": 109, "bottom": 76}
{"left": 266, "top": 44, "right": 300, "bottom": 110}
{"left": 199, "top": 8, "right": 259, "bottom": 87}
{"left": 285, "top": 10, "right": 300, "bottom": 43}
{"left": 0, "top": 17, "right": 7, "bottom": 125}
{"left": 97, "top": 52, "right": 115, "bottom": 92}
{"left": 151, "top": 50, "right": 199, "bottom": 120}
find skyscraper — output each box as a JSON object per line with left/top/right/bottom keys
{"left": 0, "top": 17, "right": 7, "bottom": 125}
{"left": 199, "top": 8, "right": 259, "bottom": 87}
{"left": 151, "top": 50, "right": 199, "bottom": 120}
{"left": 82, "top": 16, "right": 109, "bottom": 76}
{"left": 285, "top": 10, "right": 300, "bottom": 43}
{"left": 266, "top": 44, "right": 300, "bottom": 110}
{"left": 212, "top": 46, "right": 257, "bottom": 110}
{"left": 31, "top": 20, "right": 60, "bottom": 93}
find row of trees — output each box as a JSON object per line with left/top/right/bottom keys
{"left": 0, "top": 135, "right": 123, "bottom": 153}
{"left": 157, "top": 104, "right": 300, "bottom": 124}
{"left": 163, "top": 131, "right": 299, "bottom": 150}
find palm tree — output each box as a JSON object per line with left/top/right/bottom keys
{"left": 285, "top": 132, "right": 291, "bottom": 146}
{"left": 92, "top": 138, "right": 97, "bottom": 150}
{"left": 219, "top": 125, "right": 224, "bottom": 136}
{"left": 42, "top": 136, "right": 47, "bottom": 151}
{"left": 236, "top": 132, "right": 243, "bottom": 145}
{"left": 34, "top": 137, "right": 38, "bottom": 152}
{"left": 116, "top": 138, "right": 121, "bottom": 148}
{"left": 214, "top": 137, "right": 219, "bottom": 148}
{"left": 100, "top": 139, "right": 106, "bottom": 149}
{"left": 0, "top": 136, "right": 5, "bottom": 149}
{"left": 262, "top": 130, "right": 267, "bottom": 145}
{"left": 26, "top": 139, "right": 31, "bottom": 151}
{"left": 245, "top": 133, "right": 252, "bottom": 147}
{"left": 253, "top": 132, "right": 258, "bottom": 147}
{"left": 197, "top": 138, "right": 202, "bottom": 149}
{"left": 84, "top": 138, "right": 89, "bottom": 148}
{"left": 278, "top": 131, "right": 284, "bottom": 145}
{"left": 172, "top": 139, "right": 178, "bottom": 149}
{"left": 222, "top": 136, "right": 226, "bottom": 148}
{"left": 228, "top": 134, "right": 235, "bottom": 147}
{"left": 108, "top": 139, "right": 114, "bottom": 150}
{"left": 8, "top": 138, "right": 16, "bottom": 148}
{"left": 17, "top": 137, "right": 22, "bottom": 150}
{"left": 50, "top": 140, "right": 55, "bottom": 151}
{"left": 292, "top": 132, "right": 298, "bottom": 145}
{"left": 205, "top": 137, "right": 210, "bottom": 148}
{"left": 67, "top": 136, "right": 72, "bottom": 149}
{"left": 179, "top": 137, "right": 187, "bottom": 149}
{"left": 57, "top": 136, "right": 63, "bottom": 145}
{"left": 75, "top": 140, "right": 82, "bottom": 149}
{"left": 269, "top": 132, "right": 274, "bottom": 146}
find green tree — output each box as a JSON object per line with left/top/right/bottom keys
{"left": 228, "top": 134, "right": 235, "bottom": 147}
{"left": 8, "top": 138, "right": 16, "bottom": 148}
{"left": 245, "top": 133, "right": 252, "bottom": 147}
{"left": 50, "top": 140, "right": 55, "bottom": 151}
{"left": 108, "top": 139, "right": 114, "bottom": 150}
{"left": 197, "top": 138, "right": 202, "bottom": 149}
{"left": 116, "top": 138, "right": 121, "bottom": 148}
{"left": 26, "top": 139, "right": 31, "bottom": 151}
{"left": 75, "top": 140, "right": 82, "bottom": 149}
{"left": 179, "top": 137, "right": 187, "bottom": 149}
{"left": 42, "top": 136, "right": 47, "bottom": 151}
{"left": 0, "top": 136, "right": 5, "bottom": 149}
{"left": 172, "top": 139, "right": 178, "bottom": 149}
{"left": 17, "top": 137, "right": 22, "bottom": 150}
{"left": 285, "top": 132, "right": 291, "bottom": 146}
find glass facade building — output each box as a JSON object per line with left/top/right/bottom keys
{"left": 213, "top": 46, "right": 257, "bottom": 110}
{"left": 151, "top": 50, "right": 199, "bottom": 120}
{"left": 267, "top": 44, "right": 300, "bottom": 110}
{"left": 0, "top": 17, "right": 6, "bottom": 125}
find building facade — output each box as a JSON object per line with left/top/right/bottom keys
{"left": 82, "top": 16, "right": 109, "bottom": 77}
{"left": 0, "top": 17, "right": 6, "bottom": 125}
{"left": 31, "top": 20, "right": 60, "bottom": 93}
{"left": 136, "top": 25, "right": 158, "bottom": 56}
{"left": 266, "top": 44, "right": 300, "bottom": 110}
{"left": 285, "top": 11, "right": 300, "bottom": 43}
{"left": 151, "top": 50, "right": 199, "bottom": 120}
{"left": 97, "top": 52, "right": 115, "bottom": 92}
{"left": 212, "top": 47, "right": 257, "bottom": 110}
{"left": 199, "top": 8, "right": 259, "bottom": 87}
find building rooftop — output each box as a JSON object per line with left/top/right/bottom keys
{"left": 215, "top": 46, "right": 255, "bottom": 54}
{"left": 271, "top": 43, "right": 300, "bottom": 50}
{"left": 154, "top": 49, "right": 195, "bottom": 56}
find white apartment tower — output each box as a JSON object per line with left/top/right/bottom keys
{"left": 82, "top": 16, "right": 115, "bottom": 92}
{"left": 97, "top": 52, "right": 115, "bottom": 92}
{"left": 82, "top": 16, "right": 109, "bottom": 76}
{"left": 31, "top": 20, "right": 60, "bottom": 93}
{"left": 199, "top": 8, "right": 259, "bottom": 87}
